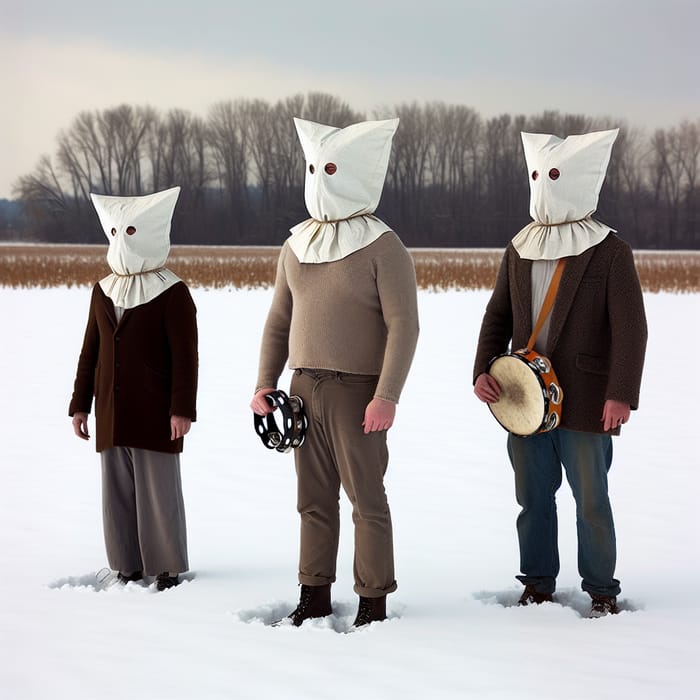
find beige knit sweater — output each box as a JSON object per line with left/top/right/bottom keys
{"left": 256, "top": 232, "right": 419, "bottom": 403}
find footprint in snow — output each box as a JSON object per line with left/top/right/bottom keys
{"left": 47, "top": 569, "right": 196, "bottom": 592}
{"left": 473, "top": 587, "right": 642, "bottom": 617}
{"left": 234, "top": 599, "right": 403, "bottom": 633}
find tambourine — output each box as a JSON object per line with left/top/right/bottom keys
{"left": 254, "top": 390, "right": 308, "bottom": 453}
{"left": 487, "top": 349, "right": 563, "bottom": 437}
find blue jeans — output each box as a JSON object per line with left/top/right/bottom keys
{"left": 507, "top": 429, "right": 620, "bottom": 598}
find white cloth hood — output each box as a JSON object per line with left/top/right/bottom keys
{"left": 91, "top": 186, "right": 182, "bottom": 308}
{"left": 513, "top": 129, "right": 618, "bottom": 260}
{"left": 289, "top": 117, "right": 399, "bottom": 263}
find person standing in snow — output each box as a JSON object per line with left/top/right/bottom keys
{"left": 69, "top": 187, "right": 198, "bottom": 592}
{"left": 473, "top": 129, "right": 647, "bottom": 617}
{"left": 251, "top": 117, "right": 419, "bottom": 627}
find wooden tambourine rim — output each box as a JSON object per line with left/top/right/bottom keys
{"left": 487, "top": 350, "right": 563, "bottom": 437}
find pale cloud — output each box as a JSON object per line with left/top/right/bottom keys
{"left": 1, "top": 37, "right": 338, "bottom": 197}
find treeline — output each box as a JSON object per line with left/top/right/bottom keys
{"left": 8, "top": 92, "right": 700, "bottom": 248}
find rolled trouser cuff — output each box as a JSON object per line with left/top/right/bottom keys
{"left": 299, "top": 573, "right": 336, "bottom": 587}
{"left": 354, "top": 580, "right": 397, "bottom": 598}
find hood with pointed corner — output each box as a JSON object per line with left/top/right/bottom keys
{"left": 90, "top": 187, "right": 182, "bottom": 308}
{"left": 521, "top": 128, "right": 618, "bottom": 225}
{"left": 91, "top": 186, "right": 180, "bottom": 275}
{"left": 294, "top": 117, "right": 398, "bottom": 222}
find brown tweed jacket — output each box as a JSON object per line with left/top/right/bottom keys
{"left": 69, "top": 282, "right": 198, "bottom": 453}
{"left": 473, "top": 233, "right": 647, "bottom": 434}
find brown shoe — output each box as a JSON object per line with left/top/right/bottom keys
{"left": 518, "top": 585, "right": 553, "bottom": 606}
{"left": 286, "top": 584, "right": 332, "bottom": 627}
{"left": 590, "top": 595, "right": 619, "bottom": 618}
{"left": 155, "top": 573, "right": 179, "bottom": 591}
{"left": 352, "top": 595, "right": 387, "bottom": 627}
{"left": 116, "top": 570, "right": 143, "bottom": 584}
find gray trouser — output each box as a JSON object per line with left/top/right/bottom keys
{"left": 290, "top": 369, "right": 397, "bottom": 598}
{"left": 100, "top": 446, "right": 188, "bottom": 576}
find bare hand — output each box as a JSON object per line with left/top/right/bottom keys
{"left": 251, "top": 387, "right": 277, "bottom": 416}
{"left": 601, "top": 399, "right": 631, "bottom": 432}
{"left": 170, "top": 415, "right": 192, "bottom": 441}
{"left": 362, "top": 397, "right": 396, "bottom": 434}
{"left": 474, "top": 373, "right": 501, "bottom": 403}
{"left": 72, "top": 412, "right": 90, "bottom": 440}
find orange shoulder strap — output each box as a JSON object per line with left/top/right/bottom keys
{"left": 526, "top": 258, "right": 566, "bottom": 352}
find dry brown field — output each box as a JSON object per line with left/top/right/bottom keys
{"left": 0, "top": 244, "right": 698, "bottom": 293}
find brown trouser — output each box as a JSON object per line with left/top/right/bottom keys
{"left": 290, "top": 368, "right": 397, "bottom": 598}
{"left": 100, "top": 446, "right": 188, "bottom": 576}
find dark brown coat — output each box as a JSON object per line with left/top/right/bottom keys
{"left": 69, "top": 282, "right": 198, "bottom": 453}
{"left": 473, "top": 233, "right": 647, "bottom": 434}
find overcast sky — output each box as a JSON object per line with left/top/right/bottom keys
{"left": 1, "top": 0, "right": 698, "bottom": 199}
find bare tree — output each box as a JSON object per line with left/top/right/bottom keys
{"left": 208, "top": 101, "right": 249, "bottom": 202}
{"left": 677, "top": 120, "right": 700, "bottom": 245}
{"left": 14, "top": 154, "right": 91, "bottom": 242}
{"left": 480, "top": 113, "right": 529, "bottom": 245}
{"left": 604, "top": 124, "right": 649, "bottom": 241}
{"left": 650, "top": 127, "right": 686, "bottom": 247}
{"left": 421, "top": 103, "right": 482, "bottom": 243}
{"left": 300, "top": 92, "right": 364, "bottom": 127}
{"left": 56, "top": 105, "right": 157, "bottom": 197}
{"left": 380, "top": 102, "right": 433, "bottom": 242}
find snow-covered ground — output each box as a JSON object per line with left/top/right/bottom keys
{"left": 1, "top": 286, "right": 698, "bottom": 700}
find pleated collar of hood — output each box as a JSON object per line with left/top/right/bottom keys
{"left": 288, "top": 117, "right": 398, "bottom": 263}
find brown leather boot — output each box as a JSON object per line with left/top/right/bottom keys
{"left": 352, "top": 595, "right": 387, "bottom": 627}
{"left": 518, "top": 585, "right": 553, "bottom": 606}
{"left": 116, "top": 570, "right": 143, "bottom": 584}
{"left": 287, "top": 584, "right": 332, "bottom": 626}
{"left": 589, "top": 595, "right": 619, "bottom": 618}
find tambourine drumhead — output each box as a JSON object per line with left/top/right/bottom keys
{"left": 488, "top": 354, "right": 548, "bottom": 436}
